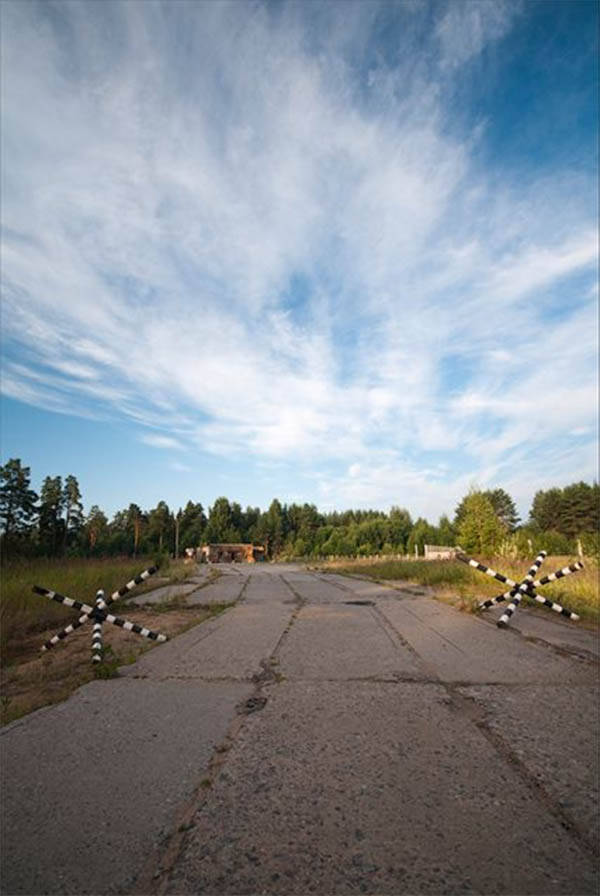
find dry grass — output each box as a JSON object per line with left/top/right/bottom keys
{"left": 323, "top": 555, "right": 599, "bottom": 624}
{"left": 0, "top": 556, "right": 204, "bottom": 662}
{"left": 0, "top": 602, "right": 231, "bottom": 726}
{"left": 0, "top": 556, "right": 231, "bottom": 725}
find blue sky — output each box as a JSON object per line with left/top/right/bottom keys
{"left": 1, "top": 0, "right": 597, "bottom": 522}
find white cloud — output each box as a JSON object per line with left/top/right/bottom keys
{"left": 169, "top": 461, "right": 192, "bottom": 474}
{"left": 435, "top": 1, "right": 520, "bottom": 69}
{"left": 0, "top": 0, "right": 597, "bottom": 519}
{"left": 139, "top": 434, "right": 185, "bottom": 451}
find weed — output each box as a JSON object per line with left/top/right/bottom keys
{"left": 0, "top": 599, "right": 236, "bottom": 726}
{"left": 93, "top": 645, "right": 120, "bottom": 680}
{"left": 0, "top": 556, "right": 205, "bottom": 664}
{"left": 328, "top": 556, "right": 599, "bottom": 622}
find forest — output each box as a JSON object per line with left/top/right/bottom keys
{"left": 1, "top": 458, "right": 598, "bottom": 561}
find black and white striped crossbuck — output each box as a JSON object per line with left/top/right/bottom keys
{"left": 33, "top": 566, "right": 168, "bottom": 663}
{"left": 456, "top": 551, "right": 583, "bottom": 628}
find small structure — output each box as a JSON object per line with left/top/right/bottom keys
{"left": 424, "top": 544, "right": 458, "bottom": 560}
{"left": 200, "top": 543, "right": 265, "bottom": 563}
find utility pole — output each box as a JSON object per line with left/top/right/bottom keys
{"left": 175, "top": 508, "right": 182, "bottom": 559}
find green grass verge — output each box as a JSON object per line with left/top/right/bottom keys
{"left": 326, "top": 556, "right": 599, "bottom": 622}
{"left": 0, "top": 556, "right": 187, "bottom": 663}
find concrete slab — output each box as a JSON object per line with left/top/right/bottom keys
{"left": 3, "top": 567, "right": 597, "bottom": 896}
{"left": 281, "top": 571, "right": 358, "bottom": 604}
{"left": 378, "top": 596, "right": 597, "bottom": 684}
{"left": 243, "top": 571, "right": 297, "bottom": 604}
{"left": 279, "top": 603, "right": 421, "bottom": 680}
{"left": 0, "top": 678, "right": 252, "bottom": 896}
{"left": 186, "top": 572, "right": 248, "bottom": 605}
{"left": 122, "top": 600, "right": 294, "bottom": 681}
{"left": 460, "top": 682, "right": 600, "bottom": 849}
{"left": 479, "top": 606, "right": 600, "bottom": 661}
{"left": 164, "top": 680, "right": 598, "bottom": 896}
{"left": 128, "top": 582, "right": 201, "bottom": 605}
{"left": 322, "top": 572, "right": 417, "bottom": 599}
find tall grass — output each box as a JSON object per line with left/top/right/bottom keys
{"left": 328, "top": 556, "right": 599, "bottom": 622}
{"left": 0, "top": 556, "right": 165, "bottom": 662}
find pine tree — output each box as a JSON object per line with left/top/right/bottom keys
{"left": 148, "top": 501, "right": 173, "bottom": 553}
{"left": 0, "top": 458, "right": 38, "bottom": 552}
{"left": 38, "top": 476, "right": 65, "bottom": 556}
{"left": 85, "top": 505, "right": 108, "bottom": 552}
{"left": 63, "top": 475, "right": 84, "bottom": 552}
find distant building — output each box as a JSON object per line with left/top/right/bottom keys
{"left": 200, "top": 543, "right": 265, "bottom": 563}
{"left": 424, "top": 545, "right": 457, "bottom": 560}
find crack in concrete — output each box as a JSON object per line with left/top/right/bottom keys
{"left": 369, "top": 600, "right": 599, "bottom": 861}
{"left": 131, "top": 576, "right": 304, "bottom": 895}
{"left": 445, "top": 685, "right": 600, "bottom": 861}
{"left": 128, "top": 573, "right": 597, "bottom": 893}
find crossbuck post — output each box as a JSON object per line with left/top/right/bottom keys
{"left": 34, "top": 566, "right": 168, "bottom": 663}
{"left": 92, "top": 590, "right": 104, "bottom": 663}
{"left": 456, "top": 551, "right": 582, "bottom": 627}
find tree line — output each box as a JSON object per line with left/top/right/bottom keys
{"left": 1, "top": 458, "right": 598, "bottom": 561}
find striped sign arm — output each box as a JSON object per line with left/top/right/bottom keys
{"left": 497, "top": 554, "right": 546, "bottom": 627}
{"left": 528, "top": 590, "right": 580, "bottom": 621}
{"left": 524, "top": 551, "right": 547, "bottom": 580}
{"left": 100, "top": 566, "right": 159, "bottom": 608}
{"left": 33, "top": 586, "right": 95, "bottom": 616}
{"left": 478, "top": 586, "right": 518, "bottom": 611}
{"left": 497, "top": 591, "right": 525, "bottom": 627}
{"left": 41, "top": 614, "right": 90, "bottom": 652}
{"left": 455, "top": 554, "right": 517, "bottom": 588}
{"left": 102, "top": 611, "right": 167, "bottom": 642}
{"left": 92, "top": 591, "right": 104, "bottom": 663}
{"left": 532, "top": 561, "right": 584, "bottom": 588}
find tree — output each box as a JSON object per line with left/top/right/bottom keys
{"left": 205, "top": 497, "right": 239, "bottom": 544}
{"left": 456, "top": 491, "right": 506, "bottom": 555}
{"left": 126, "top": 503, "right": 144, "bottom": 556}
{"left": 559, "top": 482, "right": 599, "bottom": 537}
{"left": 407, "top": 518, "right": 436, "bottom": 556}
{"left": 85, "top": 505, "right": 109, "bottom": 553}
{"left": 63, "top": 475, "right": 84, "bottom": 552}
{"left": 486, "top": 488, "right": 520, "bottom": 531}
{"left": 263, "top": 499, "right": 287, "bottom": 558}
{"left": 436, "top": 514, "right": 456, "bottom": 546}
{"left": 241, "top": 505, "right": 261, "bottom": 542}
{"left": 529, "top": 488, "right": 563, "bottom": 531}
{"left": 179, "top": 501, "right": 206, "bottom": 549}
{"left": 0, "top": 458, "right": 38, "bottom": 552}
{"left": 388, "top": 506, "right": 412, "bottom": 550}
{"left": 147, "top": 501, "right": 173, "bottom": 553}
{"left": 38, "top": 476, "right": 65, "bottom": 556}
{"left": 455, "top": 488, "right": 519, "bottom": 531}
{"left": 529, "top": 482, "right": 599, "bottom": 536}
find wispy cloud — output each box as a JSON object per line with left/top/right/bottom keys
{"left": 435, "top": 0, "right": 521, "bottom": 69}
{"left": 139, "top": 434, "right": 185, "bottom": 452}
{"left": 1, "top": 0, "right": 596, "bottom": 517}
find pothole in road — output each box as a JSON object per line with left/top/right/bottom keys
{"left": 239, "top": 696, "right": 268, "bottom": 714}
{"left": 343, "top": 600, "right": 375, "bottom": 606}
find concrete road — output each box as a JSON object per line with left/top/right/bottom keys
{"left": 1, "top": 565, "right": 598, "bottom": 895}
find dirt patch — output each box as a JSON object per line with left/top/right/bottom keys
{"left": 0, "top": 605, "right": 228, "bottom": 726}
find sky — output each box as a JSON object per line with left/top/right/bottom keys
{"left": 1, "top": 0, "right": 598, "bottom": 523}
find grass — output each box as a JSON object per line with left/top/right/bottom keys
{"left": 323, "top": 555, "right": 600, "bottom": 623}
{"left": 0, "top": 556, "right": 194, "bottom": 662}
{"left": 0, "top": 556, "right": 233, "bottom": 725}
